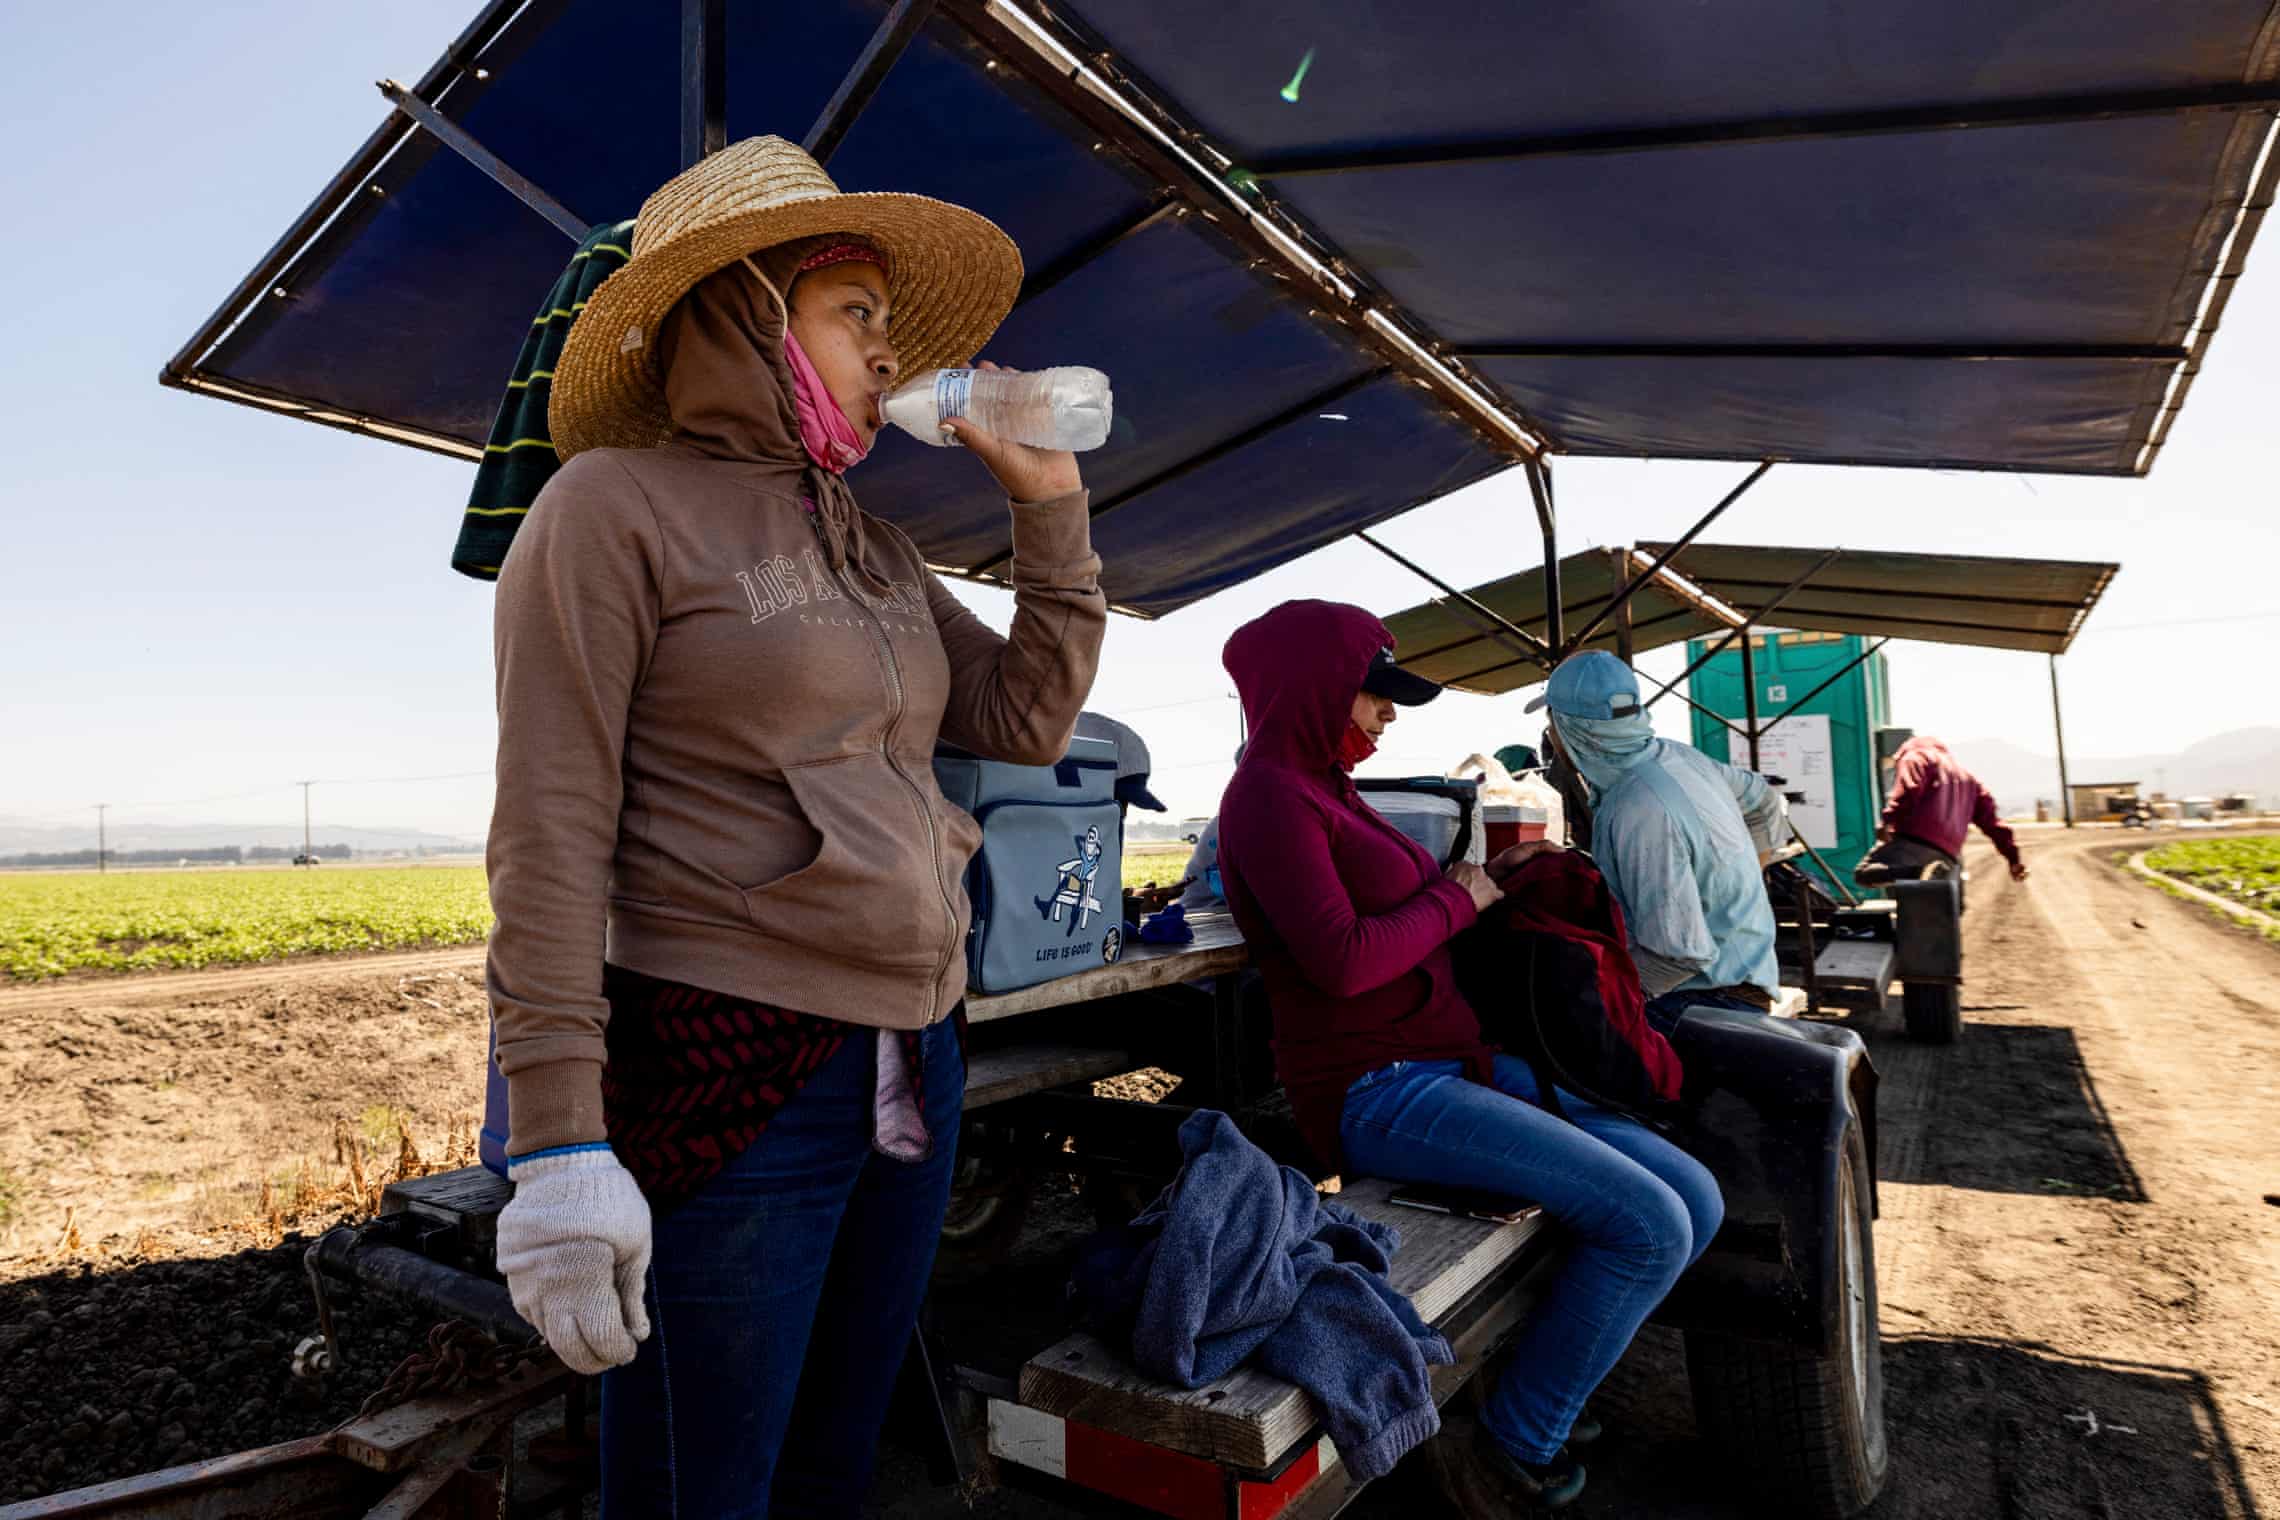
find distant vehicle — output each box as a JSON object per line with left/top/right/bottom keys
{"left": 293, "top": 853, "right": 322, "bottom": 866}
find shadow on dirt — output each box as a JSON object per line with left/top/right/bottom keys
{"left": 1873, "top": 1020, "right": 2148, "bottom": 1203}
{"left": 1389, "top": 1327, "right": 2264, "bottom": 1520}
{"left": 1862, "top": 1334, "right": 2263, "bottom": 1520}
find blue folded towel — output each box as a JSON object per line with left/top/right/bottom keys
{"left": 1069, "top": 1110, "right": 1452, "bottom": 1481}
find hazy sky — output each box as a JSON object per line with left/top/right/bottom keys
{"left": 4, "top": 3, "right": 2276, "bottom": 843}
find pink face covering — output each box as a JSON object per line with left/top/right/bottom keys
{"left": 782, "top": 328, "right": 871, "bottom": 475}
{"left": 739, "top": 252, "right": 876, "bottom": 476}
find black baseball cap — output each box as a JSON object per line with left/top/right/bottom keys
{"left": 1361, "top": 646, "right": 1443, "bottom": 707}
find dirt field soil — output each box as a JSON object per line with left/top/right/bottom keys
{"left": 2, "top": 827, "right": 2276, "bottom": 1514}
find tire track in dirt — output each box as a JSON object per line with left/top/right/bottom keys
{"left": 0, "top": 946, "right": 486, "bottom": 1015}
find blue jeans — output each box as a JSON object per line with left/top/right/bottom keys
{"left": 1340, "top": 1055, "right": 1721, "bottom": 1463}
{"left": 600, "top": 1020, "right": 964, "bottom": 1519}
{"left": 1643, "top": 985, "right": 1769, "bottom": 1038}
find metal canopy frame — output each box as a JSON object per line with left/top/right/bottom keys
{"left": 942, "top": 0, "right": 1551, "bottom": 464}
{"left": 1243, "top": 80, "right": 2280, "bottom": 177}
{"left": 1563, "top": 463, "right": 1771, "bottom": 655}
{"left": 1460, "top": 342, "right": 2189, "bottom": 363}
{"left": 162, "top": 0, "right": 1572, "bottom": 602}
{"left": 165, "top": 0, "right": 2193, "bottom": 650}
{"left": 1631, "top": 545, "right": 2119, "bottom": 652}
{"left": 156, "top": 0, "right": 538, "bottom": 460}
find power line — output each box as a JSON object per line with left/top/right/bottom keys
{"left": 15, "top": 768, "right": 493, "bottom": 821}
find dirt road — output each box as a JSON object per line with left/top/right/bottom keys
{"left": 4, "top": 828, "right": 2275, "bottom": 1514}
{"left": 1465, "top": 825, "right": 2280, "bottom": 1520}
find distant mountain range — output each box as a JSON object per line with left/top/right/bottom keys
{"left": 1944, "top": 726, "right": 2280, "bottom": 815}
{"left": 0, "top": 818, "right": 484, "bottom": 859}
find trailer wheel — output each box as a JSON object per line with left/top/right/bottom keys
{"left": 1685, "top": 1125, "right": 1887, "bottom": 1519}
{"left": 1901, "top": 981, "right": 1963, "bottom": 1044}
{"left": 934, "top": 1119, "right": 1039, "bottom": 1278}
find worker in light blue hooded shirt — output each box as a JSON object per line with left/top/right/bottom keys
{"left": 1529, "top": 652, "right": 1788, "bottom": 1035}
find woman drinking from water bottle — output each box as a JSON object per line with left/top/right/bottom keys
{"left": 482, "top": 137, "right": 1106, "bottom": 1517}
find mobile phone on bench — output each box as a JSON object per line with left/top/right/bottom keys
{"left": 1386, "top": 1183, "right": 1542, "bottom": 1226}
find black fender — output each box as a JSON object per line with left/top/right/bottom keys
{"left": 1891, "top": 876, "right": 1963, "bottom": 982}
{"left": 1648, "top": 1007, "right": 1879, "bottom": 1356}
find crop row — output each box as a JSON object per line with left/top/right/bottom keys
{"left": 0, "top": 866, "right": 494, "bottom": 980}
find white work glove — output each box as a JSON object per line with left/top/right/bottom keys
{"left": 496, "top": 1146, "right": 653, "bottom": 1375}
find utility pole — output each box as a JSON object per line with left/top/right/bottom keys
{"left": 2049, "top": 655, "right": 2074, "bottom": 828}
{"left": 95, "top": 804, "right": 108, "bottom": 874}
{"left": 300, "top": 781, "right": 314, "bottom": 864}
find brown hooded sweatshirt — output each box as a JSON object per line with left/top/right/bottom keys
{"left": 488, "top": 254, "right": 1107, "bottom": 1156}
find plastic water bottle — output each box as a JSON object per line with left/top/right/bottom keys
{"left": 882, "top": 366, "right": 1114, "bottom": 451}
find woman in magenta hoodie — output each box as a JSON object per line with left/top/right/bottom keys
{"left": 1216, "top": 600, "right": 1720, "bottom": 1510}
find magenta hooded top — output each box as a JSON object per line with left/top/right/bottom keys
{"left": 1215, "top": 600, "right": 1493, "bottom": 1172}
{"left": 1882, "top": 737, "right": 2021, "bottom": 869}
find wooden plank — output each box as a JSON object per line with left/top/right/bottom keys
{"left": 1016, "top": 1177, "right": 1547, "bottom": 1471}
{"left": 328, "top": 1361, "right": 570, "bottom": 1473}
{"left": 966, "top": 912, "right": 1249, "bottom": 1024}
{"left": 1815, "top": 939, "right": 1898, "bottom": 988}
{"left": 963, "top": 1044, "right": 1135, "bottom": 1110}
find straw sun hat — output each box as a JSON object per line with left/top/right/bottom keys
{"left": 549, "top": 135, "right": 1023, "bottom": 459}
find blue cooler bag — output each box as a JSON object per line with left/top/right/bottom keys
{"left": 934, "top": 733, "right": 1125, "bottom": 994}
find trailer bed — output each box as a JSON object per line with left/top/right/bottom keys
{"left": 980, "top": 1178, "right": 1560, "bottom": 1520}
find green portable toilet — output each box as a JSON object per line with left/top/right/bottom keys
{"left": 1686, "top": 631, "right": 1893, "bottom": 889}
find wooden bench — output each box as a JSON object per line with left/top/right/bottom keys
{"left": 966, "top": 911, "right": 1249, "bottom": 1024}
{"left": 963, "top": 1043, "right": 1137, "bottom": 1109}
{"left": 1003, "top": 1177, "right": 1550, "bottom": 1475}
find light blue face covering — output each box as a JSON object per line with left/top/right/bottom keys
{"left": 1549, "top": 710, "right": 1658, "bottom": 799}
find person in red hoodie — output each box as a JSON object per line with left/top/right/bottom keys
{"left": 1216, "top": 600, "right": 1721, "bottom": 1511}
{"left": 1856, "top": 736, "right": 2029, "bottom": 887}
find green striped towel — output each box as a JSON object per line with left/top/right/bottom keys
{"left": 451, "top": 220, "right": 635, "bottom": 581}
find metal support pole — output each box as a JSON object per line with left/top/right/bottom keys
{"left": 1643, "top": 548, "right": 1843, "bottom": 714}
{"left": 805, "top": 0, "right": 938, "bottom": 165}
{"left": 1668, "top": 684, "right": 1747, "bottom": 739}
{"left": 1356, "top": 531, "right": 1553, "bottom": 672}
{"left": 96, "top": 804, "right": 108, "bottom": 875}
{"left": 1790, "top": 819, "right": 1863, "bottom": 909}
{"left": 681, "top": 0, "right": 727, "bottom": 167}
{"left": 301, "top": 782, "right": 314, "bottom": 865}
{"left": 1611, "top": 548, "right": 1636, "bottom": 665}
{"left": 1739, "top": 625, "right": 1761, "bottom": 769}
{"left": 2050, "top": 654, "right": 2075, "bottom": 827}
{"left": 1525, "top": 457, "right": 1561, "bottom": 651}
{"left": 1757, "top": 638, "right": 1893, "bottom": 742}
{"left": 376, "top": 81, "right": 588, "bottom": 240}
{"left": 1794, "top": 872, "right": 1821, "bottom": 1014}
{"left": 1564, "top": 461, "right": 1773, "bottom": 656}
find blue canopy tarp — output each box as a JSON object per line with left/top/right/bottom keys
{"left": 167, "top": 0, "right": 2280, "bottom": 614}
